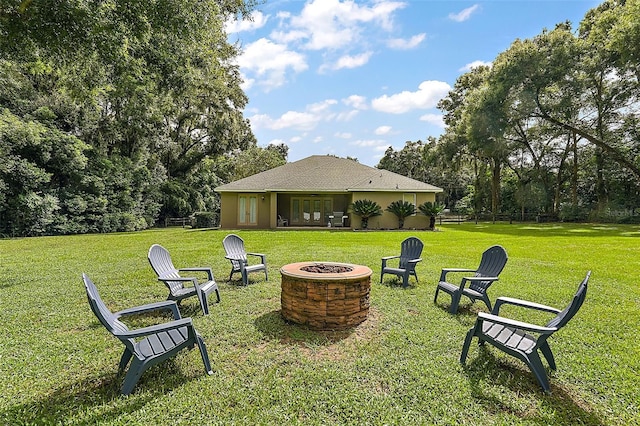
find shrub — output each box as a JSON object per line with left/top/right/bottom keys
{"left": 192, "top": 211, "right": 218, "bottom": 228}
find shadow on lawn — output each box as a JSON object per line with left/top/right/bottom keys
{"left": 447, "top": 223, "right": 640, "bottom": 238}
{"left": 254, "top": 310, "right": 356, "bottom": 346}
{"left": 462, "top": 348, "right": 604, "bottom": 425}
{"left": 0, "top": 361, "right": 193, "bottom": 425}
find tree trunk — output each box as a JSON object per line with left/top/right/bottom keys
{"left": 491, "top": 158, "right": 501, "bottom": 220}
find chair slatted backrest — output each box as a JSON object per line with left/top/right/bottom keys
{"left": 469, "top": 245, "right": 508, "bottom": 293}
{"left": 82, "top": 274, "right": 131, "bottom": 342}
{"left": 148, "top": 244, "right": 185, "bottom": 295}
{"left": 223, "top": 234, "right": 247, "bottom": 269}
{"left": 546, "top": 271, "right": 590, "bottom": 330}
{"left": 399, "top": 237, "right": 424, "bottom": 269}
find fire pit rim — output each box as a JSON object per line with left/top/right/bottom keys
{"left": 280, "top": 261, "right": 372, "bottom": 280}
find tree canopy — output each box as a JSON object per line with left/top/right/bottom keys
{"left": 0, "top": 0, "right": 286, "bottom": 236}
{"left": 379, "top": 0, "right": 640, "bottom": 222}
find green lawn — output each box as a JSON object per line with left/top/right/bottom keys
{"left": 1, "top": 224, "right": 638, "bottom": 425}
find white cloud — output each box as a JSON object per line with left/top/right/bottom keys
{"left": 330, "top": 52, "right": 373, "bottom": 71}
{"left": 248, "top": 99, "right": 343, "bottom": 132}
{"left": 313, "top": 136, "right": 324, "bottom": 143}
{"left": 375, "top": 126, "right": 392, "bottom": 135}
{"left": 387, "top": 33, "right": 426, "bottom": 50}
{"left": 289, "top": 136, "right": 302, "bottom": 143}
{"left": 225, "top": 11, "right": 268, "bottom": 33}
{"left": 420, "top": 113, "right": 445, "bottom": 128}
{"left": 248, "top": 111, "right": 318, "bottom": 131}
{"left": 449, "top": 4, "right": 480, "bottom": 23}
{"left": 343, "top": 95, "right": 368, "bottom": 110}
{"left": 268, "top": 138, "right": 287, "bottom": 146}
{"left": 308, "top": 99, "right": 338, "bottom": 114}
{"left": 335, "top": 110, "right": 359, "bottom": 121}
{"left": 351, "top": 139, "right": 387, "bottom": 148}
{"left": 285, "top": 0, "right": 407, "bottom": 50}
{"left": 459, "top": 60, "right": 492, "bottom": 72}
{"left": 239, "top": 75, "right": 255, "bottom": 91}
{"left": 273, "top": 111, "right": 319, "bottom": 131}
{"left": 237, "top": 38, "right": 308, "bottom": 89}
{"left": 371, "top": 80, "right": 451, "bottom": 114}
{"left": 270, "top": 29, "right": 307, "bottom": 44}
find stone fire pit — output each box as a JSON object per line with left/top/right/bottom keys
{"left": 280, "top": 261, "right": 372, "bottom": 330}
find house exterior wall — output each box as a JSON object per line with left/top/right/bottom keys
{"left": 219, "top": 190, "right": 438, "bottom": 230}
{"left": 349, "top": 191, "right": 437, "bottom": 229}
{"left": 219, "top": 192, "right": 271, "bottom": 229}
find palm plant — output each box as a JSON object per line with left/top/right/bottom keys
{"left": 418, "top": 201, "right": 445, "bottom": 230}
{"left": 349, "top": 199, "right": 382, "bottom": 229}
{"left": 386, "top": 200, "right": 416, "bottom": 229}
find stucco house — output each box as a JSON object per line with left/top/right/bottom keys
{"left": 214, "top": 155, "right": 443, "bottom": 229}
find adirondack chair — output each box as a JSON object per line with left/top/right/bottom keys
{"left": 82, "top": 273, "right": 213, "bottom": 395}
{"left": 380, "top": 236, "right": 424, "bottom": 287}
{"left": 222, "top": 234, "right": 268, "bottom": 285}
{"left": 460, "top": 271, "right": 590, "bottom": 393}
{"left": 434, "top": 245, "right": 508, "bottom": 314}
{"left": 148, "top": 244, "right": 220, "bottom": 315}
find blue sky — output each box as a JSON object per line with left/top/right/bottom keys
{"left": 226, "top": 0, "right": 601, "bottom": 167}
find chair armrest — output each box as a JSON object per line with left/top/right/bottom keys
{"left": 439, "top": 268, "right": 476, "bottom": 282}
{"left": 247, "top": 252, "right": 266, "bottom": 262}
{"left": 381, "top": 255, "right": 400, "bottom": 268}
{"left": 463, "top": 276, "right": 499, "bottom": 282}
{"left": 493, "top": 297, "right": 561, "bottom": 315}
{"left": 158, "top": 276, "right": 200, "bottom": 292}
{"left": 116, "top": 318, "right": 194, "bottom": 339}
{"left": 407, "top": 258, "right": 422, "bottom": 264}
{"left": 115, "top": 300, "right": 182, "bottom": 320}
{"left": 225, "top": 255, "right": 245, "bottom": 262}
{"left": 477, "top": 312, "right": 557, "bottom": 335}
{"left": 158, "top": 276, "right": 198, "bottom": 284}
{"left": 179, "top": 267, "right": 213, "bottom": 281}
{"left": 382, "top": 255, "right": 400, "bottom": 261}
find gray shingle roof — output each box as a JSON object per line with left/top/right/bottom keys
{"left": 215, "top": 155, "right": 442, "bottom": 193}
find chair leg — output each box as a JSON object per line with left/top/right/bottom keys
{"left": 121, "top": 358, "right": 146, "bottom": 395}
{"left": 195, "top": 333, "right": 214, "bottom": 375}
{"left": 449, "top": 291, "right": 461, "bottom": 314}
{"left": 540, "top": 342, "right": 556, "bottom": 370}
{"left": 481, "top": 294, "right": 492, "bottom": 312}
{"left": 460, "top": 328, "right": 475, "bottom": 364}
{"left": 118, "top": 349, "right": 133, "bottom": 372}
{"left": 402, "top": 273, "right": 409, "bottom": 288}
{"left": 200, "top": 292, "right": 209, "bottom": 315}
{"left": 526, "top": 351, "right": 551, "bottom": 393}
{"left": 380, "top": 271, "right": 384, "bottom": 284}
{"left": 434, "top": 286, "right": 440, "bottom": 303}
{"left": 195, "top": 285, "right": 208, "bottom": 315}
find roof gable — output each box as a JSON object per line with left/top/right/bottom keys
{"left": 215, "top": 155, "right": 442, "bottom": 193}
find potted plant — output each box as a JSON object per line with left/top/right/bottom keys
{"left": 386, "top": 200, "right": 416, "bottom": 229}
{"left": 349, "top": 199, "right": 382, "bottom": 230}
{"left": 418, "top": 201, "right": 445, "bottom": 230}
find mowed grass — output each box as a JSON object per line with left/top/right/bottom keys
{"left": 0, "top": 223, "right": 638, "bottom": 425}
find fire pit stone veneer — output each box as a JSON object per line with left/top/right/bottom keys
{"left": 280, "top": 262, "right": 372, "bottom": 330}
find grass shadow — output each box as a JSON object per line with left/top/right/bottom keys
{"left": 462, "top": 348, "right": 604, "bottom": 425}
{"left": 448, "top": 222, "right": 640, "bottom": 239}
{"left": 379, "top": 277, "right": 417, "bottom": 289}
{"left": 0, "top": 361, "right": 193, "bottom": 425}
{"left": 254, "top": 310, "right": 357, "bottom": 347}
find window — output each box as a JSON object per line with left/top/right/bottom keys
{"left": 403, "top": 193, "right": 417, "bottom": 215}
